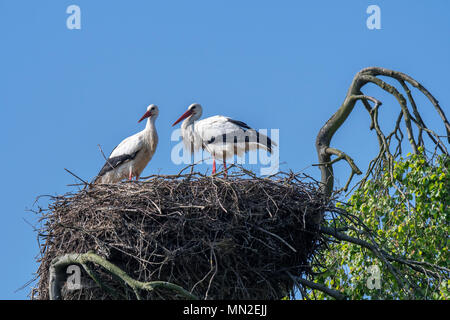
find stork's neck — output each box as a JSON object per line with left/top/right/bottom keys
{"left": 181, "top": 113, "right": 200, "bottom": 131}
{"left": 145, "top": 116, "right": 156, "bottom": 131}
{"left": 144, "top": 116, "right": 158, "bottom": 145}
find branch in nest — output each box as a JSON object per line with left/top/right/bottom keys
{"left": 64, "top": 168, "right": 90, "bottom": 188}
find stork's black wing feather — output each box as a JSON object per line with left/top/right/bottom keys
{"left": 226, "top": 118, "right": 273, "bottom": 153}
{"left": 97, "top": 150, "right": 140, "bottom": 177}
{"left": 227, "top": 119, "right": 252, "bottom": 131}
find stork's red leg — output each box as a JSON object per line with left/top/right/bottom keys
{"left": 129, "top": 168, "right": 133, "bottom": 181}
{"left": 212, "top": 159, "right": 216, "bottom": 175}
{"left": 223, "top": 160, "right": 228, "bottom": 178}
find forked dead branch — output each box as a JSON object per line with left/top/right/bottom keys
{"left": 315, "top": 67, "right": 449, "bottom": 197}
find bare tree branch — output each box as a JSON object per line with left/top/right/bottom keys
{"left": 315, "top": 67, "right": 449, "bottom": 198}
{"left": 49, "top": 252, "right": 198, "bottom": 300}
{"left": 287, "top": 271, "right": 346, "bottom": 300}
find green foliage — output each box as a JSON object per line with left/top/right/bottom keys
{"left": 311, "top": 149, "right": 449, "bottom": 299}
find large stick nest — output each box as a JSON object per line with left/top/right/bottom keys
{"left": 34, "top": 169, "right": 329, "bottom": 300}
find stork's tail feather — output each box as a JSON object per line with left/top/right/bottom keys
{"left": 252, "top": 130, "right": 276, "bottom": 154}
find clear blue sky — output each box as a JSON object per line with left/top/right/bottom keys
{"left": 1, "top": 1, "right": 449, "bottom": 299}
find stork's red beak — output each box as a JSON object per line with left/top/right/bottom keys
{"left": 172, "top": 109, "right": 193, "bottom": 126}
{"left": 138, "top": 110, "right": 152, "bottom": 123}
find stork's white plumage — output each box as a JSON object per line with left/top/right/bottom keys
{"left": 94, "top": 104, "right": 159, "bottom": 184}
{"left": 172, "top": 103, "right": 275, "bottom": 175}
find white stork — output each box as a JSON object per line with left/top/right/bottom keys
{"left": 94, "top": 104, "right": 159, "bottom": 184}
{"left": 172, "top": 103, "right": 275, "bottom": 176}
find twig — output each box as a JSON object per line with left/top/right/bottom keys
{"left": 64, "top": 168, "right": 89, "bottom": 187}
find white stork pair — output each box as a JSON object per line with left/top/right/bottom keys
{"left": 94, "top": 103, "right": 275, "bottom": 183}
